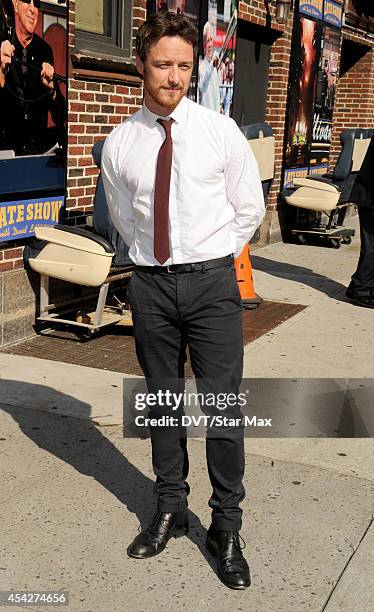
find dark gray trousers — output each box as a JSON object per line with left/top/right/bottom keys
{"left": 348, "top": 207, "right": 374, "bottom": 295}
{"left": 127, "top": 262, "right": 245, "bottom": 531}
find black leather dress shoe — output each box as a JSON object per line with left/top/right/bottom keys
{"left": 346, "top": 288, "right": 374, "bottom": 309}
{"left": 127, "top": 511, "right": 189, "bottom": 559}
{"left": 206, "top": 526, "right": 251, "bottom": 590}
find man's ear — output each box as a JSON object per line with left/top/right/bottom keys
{"left": 135, "top": 55, "right": 144, "bottom": 77}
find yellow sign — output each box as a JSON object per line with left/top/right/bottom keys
{"left": 299, "top": 0, "right": 324, "bottom": 20}
{"left": 0, "top": 198, "right": 64, "bottom": 242}
{"left": 284, "top": 167, "right": 309, "bottom": 188}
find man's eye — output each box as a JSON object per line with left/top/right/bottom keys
{"left": 180, "top": 65, "right": 191, "bottom": 70}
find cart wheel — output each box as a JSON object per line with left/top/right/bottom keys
{"left": 342, "top": 235, "right": 352, "bottom": 245}
{"left": 78, "top": 329, "right": 95, "bottom": 342}
{"left": 296, "top": 234, "right": 308, "bottom": 245}
{"left": 330, "top": 239, "right": 341, "bottom": 249}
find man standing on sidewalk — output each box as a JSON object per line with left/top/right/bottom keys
{"left": 102, "top": 11, "right": 264, "bottom": 590}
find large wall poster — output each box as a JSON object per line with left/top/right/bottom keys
{"left": 285, "top": 15, "right": 323, "bottom": 169}
{"left": 0, "top": 0, "right": 67, "bottom": 243}
{"left": 0, "top": 0, "right": 67, "bottom": 156}
{"left": 310, "top": 25, "right": 340, "bottom": 166}
{"left": 198, "top": 0, "right": 238, "bottom": 116}
{"left": 284, "top": 1, "right": 342, "bottom": 188}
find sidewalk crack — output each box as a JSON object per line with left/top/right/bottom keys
{"left": 320, "top": 514, "right": 374, "bottom": 611}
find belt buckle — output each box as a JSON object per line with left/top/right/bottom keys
{"left": 190, "top": 263, "right": 205, "bottom": 273}
{"left": 166, "top": 265, "right": 174, "bottom": 273}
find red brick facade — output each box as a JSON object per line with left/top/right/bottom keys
{"left": 330, "top": 28, "right": 374, "bottom": 164}
{"left": 0, "top": 247, "right": 24, "bottom": 272}
{"left": 66, "top": 0, "right": 146, "bottom": 221}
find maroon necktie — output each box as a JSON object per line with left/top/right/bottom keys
{"left": 154, "top": 118, "right": 173, "bottom": 264}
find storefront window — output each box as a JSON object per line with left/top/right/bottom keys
{"left": 75, "top": 0, "right": 132, "bottom": 60}
{"left": 76, "top": 0, "right": 112, "bottom": 36}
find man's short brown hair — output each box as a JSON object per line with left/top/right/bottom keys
{"left": 136, "top": 11, "right": 198, "bottom": 63}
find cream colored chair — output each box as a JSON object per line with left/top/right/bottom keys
{"left": 240, "top": 122, "right": 275, "bottom": 202}
{"left": 25, "top": 141, "right": 134, "bottom": 335}
{"left": 285, "top": 128, "right": 374, "bottom": 247}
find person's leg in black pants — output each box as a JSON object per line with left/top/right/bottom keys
{"left": 347, "top": 207, "right": 374, "bottom": 308}
{"left": 184, "top": 264, "right": 245, "bottom": 531}
{"left": 127, "top": 269, "right": 190, "bottom": 513}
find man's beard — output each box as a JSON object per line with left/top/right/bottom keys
{"left": 145, "top": 84, "right": 185, "bottom": 109}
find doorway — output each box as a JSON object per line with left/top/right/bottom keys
{"left": 232, "top": 20, "right": 279, "bottom": 127}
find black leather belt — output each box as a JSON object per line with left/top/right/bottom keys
{"left": 135, "top": 255, "right": 234, "bottom": 274}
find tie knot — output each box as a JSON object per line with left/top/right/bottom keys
{"left": 157, "top": 118, "right": 173, "bottom": 137}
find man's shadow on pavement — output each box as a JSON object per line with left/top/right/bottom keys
{"left": 251, "top": 254, "right": 349, "bottom": 300}
{"left": 0, "top": 380, "right": 219, "bottom": 576}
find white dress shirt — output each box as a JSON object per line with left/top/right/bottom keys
{"left": 101, "top": 96, "right": 265, "bottom": 266}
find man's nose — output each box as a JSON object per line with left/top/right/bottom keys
{"left": 168, "top": 66, "right": 180, "bottom": 85}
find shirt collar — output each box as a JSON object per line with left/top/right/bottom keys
{"left": 14, "top": 34, "right": 34, "bottom": 52}
{"left": 142, "top": 95, "right": 189, "bottom": 129}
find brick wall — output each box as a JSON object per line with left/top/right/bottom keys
{"left": 264, "top": 25, "right": 293, "bottom": 211}
{"left": 66, "top": 0, "right": 146, "bottom": 222}
{"left": 0, "top": 247, "right": 24, "bottom": 272}
{"left": 239, "top": 0, "right": 285, "bottom": 32}
{"left": 330, "top": 27, "right": 374, "bottom": 165}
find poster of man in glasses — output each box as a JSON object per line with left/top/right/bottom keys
{"left": 0, "top": 0, "right": 66, "bottom": 157}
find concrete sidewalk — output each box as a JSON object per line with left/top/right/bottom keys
{"left": 1, "top": 218, "right": 373, "bottom": 611}
{"left": 246, "top": 215, "right": 371, "bottom": 377}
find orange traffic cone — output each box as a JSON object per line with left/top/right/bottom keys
{"left": 234, "top": 244, "right": 262, "bottom": 309}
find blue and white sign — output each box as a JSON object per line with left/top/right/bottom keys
{"left": 0, "top": 196, "right": 65, "bottom": 243}
{"left": 324, "top": 0, "right": 343, "bottom": 28}
{"left": 299, "top": 0, "right": 324, "bottom": 20}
